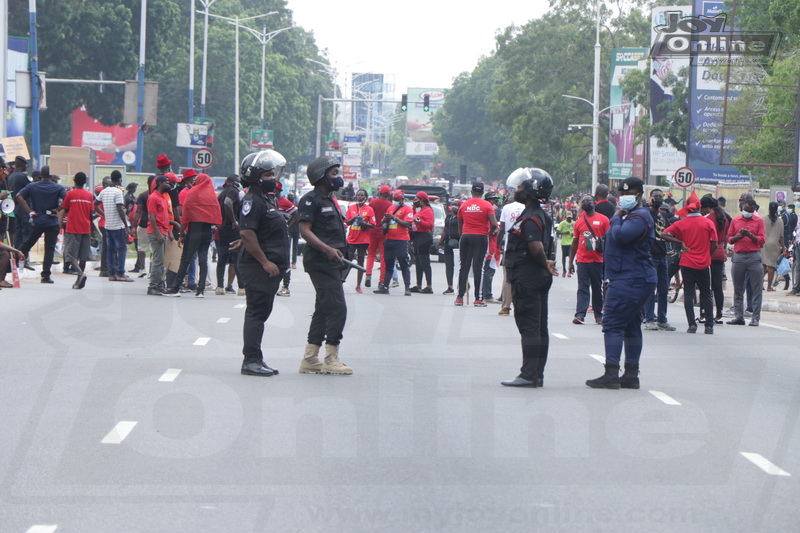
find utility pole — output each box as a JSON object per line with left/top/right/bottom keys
{"left": 29, "top": 0, "right": 40, "bottom": 169}
{"left": 591, "top": 0, "right": 601, "bottom": 193}
{"left": 0, "top": 0, "right": 7, "bottom": 139}
{"left": 187, "top": 0, "right": 195, "bottom": 168}
{"left": 135, "top": 0, "right": 147, "bottom": 173}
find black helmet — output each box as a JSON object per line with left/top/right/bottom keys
{"left": 306, "top": 155, "right": 340, "bottom": 185}
{"left": 506, "top": 167, "right": 553, "bottom": 201}
{"left": 241, "top": 150, "right": 286, "bottom": 186}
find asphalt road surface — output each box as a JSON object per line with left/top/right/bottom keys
{"left": 1, "top": 262, "right": 798, "bottom": 532}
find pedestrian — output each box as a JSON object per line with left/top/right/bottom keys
{"left": 179, "top": 168, "right": 199, "bottom": 290}
{"left": 298, "top": 156, "right": 352, "bottom": 375}
{"left": 409, "top": 191, "right": 435, "bottom": 293}
{"left": 146, "top": 176, "right": 176, "bottom": 295}
{"left": 496, "top": 195, "right": 525, "bottom": 316}
{"left": 569, "top": 195, "right": 609, "bottom": 324}
{"left": 438, "top": 200, "right": 461, "bottom": 295}
{"left": 373, "top": 189, "right": 414, "bottom": 295}
{"left": 237, "top": 151, "right": 289, "bottom": 376}
{"left": 726, "top": 198, "right": 765, "bottom": 326}
{"left": 216, "top": 174, "right": 245, "bottom": 296}
{"left": 96, "top": 170, "right": 135, "bottom": 282}
{"left": 286, "top": 192, "right": 300, "bottom": 270}
{"left": 15, "top": 166, "right": 66, "bottom": 283}
{"left": 365, "top": 185, "right": 392, "bottom": 290}
{"left": 594, "top": 183, "right": 616, "bottom": 219}
{"left": 273, "top": 181, "right": 297, "bottom": 297}
{"left": 761, "top": 201, "right": 784, "bottom": 292}
{"left": 455, "top": 182, "right": 498, "bottom": 307}
{"left": 642, "top": 189, "right": 677, "bottom": 331}
{"left": 0, "top": 241, "right": 24, "bottom": 288}
{"left": 344, "top": 188, "right": 375, "bottom": 293}
{"left": 555, "top": 211, "right": 574, "bottom": 277}
{"left": 132, "top": 176, "right": 155, "bottom": 275}
{"left": 58, "top": 172, "right": 94, "bottom": 289}
{"left": 790, "top": 207, "right": 800, "bottom": 296}
{"left": 586, "top": 177, "right": 655, "bottom": 389}
{"left": 500, "top": 168, "right": 557, "bottom": 388}
{"left": 7, "top": 156, "right": 33, "bottom": 257}
{"left": 702, "top": 195, "right": 730, "bottom": 323}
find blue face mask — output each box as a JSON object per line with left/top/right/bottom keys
{"left": 619, "top": 195, "right": 638, "bottom": 211}
{"left": 742, "top": 211, "right": 753, "bottom": 219}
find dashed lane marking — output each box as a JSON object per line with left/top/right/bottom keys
{"left": 159, "top": 369, "right": 182, "bottom": 382}
{"left": 589, "top": 354, "right": 605, "bottom": 363}
{"left": 101, "top": 421, "right": 137, "bottom": 444}
{"left": 26, "top": 526, "right": 58, "bottom": 533}
{"left": 234, "top": 304, "right": 246, "bottom": 309}
{"left": 553, "top": 333, "right": 569, "bottom": 340}
{"left": 193, "top": 337, "right": 210, "bottom": 346}
{"left": 216, "top": 317, "right": 230, "bottom": 324}
{"left": 649, "top": 390, "right": 682, "bottom": 406}
{"left": 740, "top": 452, "right": 791, "bottom": 476}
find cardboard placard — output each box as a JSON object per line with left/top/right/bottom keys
{"left": 50, "top": 146, "right": 92, "bottom": 177}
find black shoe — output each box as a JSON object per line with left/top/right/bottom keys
{"left": 129, "top": 267, "right": 141, "bottom": 273}
{"left": 147, "top": 288, "right": 163, "bottom": 296}
{"left": 749, "top": 320, "right": 759, "bottom": 327}
{"left": 421, "top": 286, "right": 433, "bottom": 294}
{"left": 443, "top": 288, "right": 454, "bottom": 295}
{"left": 77, "top": 273, "right": 88, "bottom": 289}
{"left": 162, "top": 288, "right": 181, "bottom": 297}
{"left": 619, "top": 363, "right": 639, "bottom": 389}
{"left": 41, "top": 277, "right": 54, "bottom": 284}
{"left": 501, "top": 376, "right": 538, "bottom": 388}
{"left": 704, "top": 325, "right": 714, "bottom": 335}
{"left": 364, "top": 275, "right": 371, "bottom": 288}
{"left": 727, "top": 318, "right": 746, "bottom": 325}
{"left": 24, "top": 263, "right": 36, "bottom": 271}
{"left": 409, "top": 286, "right": 421, "bottom": 293}
{"left": 373, "top": 286, "right": 390, "bottom": 294}
{"left": 261, "top": 362, "right": 279, "bottom": 375}
{"left": 187, "top": 283, "right": 198, "bottom": 291}
{"left": 225, "top": 285, "right": 235, "bottom": 294}
{"left": 241, "top": 362, "right": 276, "bottom": 377}
{"left": 63, "top": 267, "right": 77, "bottom": 275}
{"left": 586, "top": 364, "right": 621, "bottom": 389}
{"left": 99, "top": 271, "right": 109, "bottom": 277}
{"left": 687, "top": 325, "right": 697, "bottom": 333}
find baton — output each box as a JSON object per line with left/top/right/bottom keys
{"left": 340, "top": 257, "right": 367, "bottom": 272}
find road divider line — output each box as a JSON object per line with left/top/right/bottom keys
{"left": 589, "top": 354, "right": 605, "bottom": 363}
{"left": 26, "top": 526, "right": 58, "bottom": 533}
{"left": 159, "top": 369, "right": 182, "bottom": 382}
{"left": 553, "top": 333, "right": 569, "bottom": 340}
{"left": 216, "top": 317, "right": 230, "bottom": 324}
{"left": 649, "top": 390, "right": 681, "bottom": 406}
{"left": 101, "top": 421, "right": 137, "bottom": 444}
{"left": 234, "top": 304, "right": 246, "bottom": 309}
{"left": 740, "top": 452, "right": 791, "bottom": 476}
{"left": 193, "top": 337, "right": 210, "bottom": 346}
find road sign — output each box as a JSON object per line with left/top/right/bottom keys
{"left": 193, "top": 148, "right": 214, "bottom": 169}
{"left": 674, "top": 167, "right": 696, "bottom": 188}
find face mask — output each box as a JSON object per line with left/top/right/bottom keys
{"left": 514, "top": 191, "right": 527, "bottom": 204}
{"left": 328, "top": 176, "right": 344, "bottom": 191}
{"left": 651, "top": 199, "right": 663, "bottom": 209}
{"left": 778, "top": 206, "right": 784, "bottom": 213}
{"left": 260, "top": 179, "right": 277, "bottom": 193}
{"left": 742, "top": 211, "right": 753, "bottom": 219}
{"left": 392, "top": 200, "right": 401, "bottom": 207}
{"left": 619, "top": 195, "right": 638, "bottom": 211}
{"left": 450, "top": 208, "right": 458, "bottom": 215}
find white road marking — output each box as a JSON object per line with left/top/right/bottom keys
{"left": 26, "top": 526, "right": 58, "bottom": 533}
{"left": 589, "top": 354, "right": 605, "bottom": 363}
{"left": 101, "top": 421, "right": 137, "bottom": 444}
{"left": 760, "top": 322, "right": 800, "bottom": 334}
{"left": 740, "top": 452, "right": 791, "bottom": 476}
{"left": 193, "top": 337, "right": 210, "bottom": 346}
{"left": 234, "top": 304, "right": 246, "bottom": 309}
{"left": 216, "top": 317, "right": 230, "bottom": 324}
{"left": 649, "top": 390, "right": 682, "bottom": 406}
{"left": 159, "top": 369, "right": 182, "bottom": 382}
{"left": 553, "top": 333, "right": 569, "bottom": 340}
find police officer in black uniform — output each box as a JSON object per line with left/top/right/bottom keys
{"left": 237, "top": 150, "right": 290, "bottom": 377}
{"left": 500, "top": 168, "right": 558, "bottom": 388}
{"left": 297, "top": 156, "right": 352, "bottom": 375}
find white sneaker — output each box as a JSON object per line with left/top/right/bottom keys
{"left": 215, "top": 286, "right": 225, "bottom": 296}
{"left": 237, "top": 288, "right": 246, "bottom": 296}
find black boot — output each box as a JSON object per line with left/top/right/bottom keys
{"left": 586, "top": 364, "right": 620, "bottom": 389}
{"left": 783, "top": 274, "right": 790, "bottom": 291}
{"left": 619, "top": 363, "right": 640, "bottom": 389}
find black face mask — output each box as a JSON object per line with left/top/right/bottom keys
{"left": 260, "top": 179, "right": 277, "bottom": 193}
{"left": 327, "top": 176, "right": 344, "bottom": 191}
{"left": 652, "top": 199, "right": 663, "bottom": 209}
{"left": 514, "top": 191, "right": 527, "bottom": 204}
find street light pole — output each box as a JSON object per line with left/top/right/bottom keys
{"left": 135, "top": 0, "right": 147, "bottom": 172}
{"left": 29, "top": 0, "right": 40, "bottom": 169}
{"left": 591, "top": 0, "right": 601, "bottom": 193}
{"left": 187, "top": 0, "right": 196, "bottom": 168}
{"left": 0, "top": 0, "right": 7, "bottom": 139}
{"left": 198, "top": 0, "right": 216, "bottom": 119}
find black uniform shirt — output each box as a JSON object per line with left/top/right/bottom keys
{"left": 238, "top": 188, "right": 289, "bottom": 268}
{"left": 297, "top": 188, "right": 347, "bottom": 271}
{"left": 218, "top": 185, "right": 241, "bottom": 227}
{"left": 505, "top": 203, "right": 553, "bottom": 288}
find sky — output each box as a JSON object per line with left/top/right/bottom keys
{"left": 287, "top": 0, "right": 552, "bottom": 97}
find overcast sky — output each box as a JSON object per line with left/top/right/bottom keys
{"left": 287, "top": 0, "right": 552, "bottom": 96}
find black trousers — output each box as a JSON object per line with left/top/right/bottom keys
{"left": 411, "top": 231, "right": 433, "bottom": 287}
{"left": 281, "top": 235, "right": 293, "bottom": 288}
{"left": 308, "top": 269, "right": 348, "bottom": 346}
{"left": 383, "top": 238, "right": 411, "bottom": 290}
{"left": 99, "top": 227, "right": 108, "bottom": 274}
{"left": 239, "top": 262, "right": 281, "bottom": 365}
{"left": 216, "top": 227, "right": 241, "bottom": 288}
{"left": 458, "top": 234, "right": 488, "bottom": 300}
{"left": 575, "top": 261, "right": 604, "bottom": 320}
{"left": 512, "top": 280, "right": 550, "bottom": 381}
{"left": 710, "top": 260, "right": 725, "bottom": 319}
{"left": 18, "top": 225, "right": 59, "bottom": 278}
{"left": 13, "top": 214, "right": 31, "bottom": 251}
{"left": 680, "top": 265, "right": 713, "bottom": 326}
{"left": 171, "top": 222, "right": 212, "bottom": 293}
{"left": 443, "top": 244, "right": 456, "bottom": 287}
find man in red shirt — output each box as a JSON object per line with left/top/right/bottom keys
{"left": 662, "top": 192, "right": 719, "bottom": 333}
{"left": 58, "top": 172, "right": 94, "bottom": 289}
{"left": 374, "top": 189, "right": 414, "bottom": 295}
{"left": 345, "top": 189, "right": 376, "bottom": 293}
{"left": 569, "top": 195, "right": 609, "bottom": 324}
{"left": 726, "top": 197, "right": 766, "bottom": 326}
{"left": 366, "top": 185, "right": 392, "bottom": 288}
{"left": 456, "top": 182, "right": 497, "bottom": 306}
{"left": 146, "top": 176, "right": 175, "bottom": 295}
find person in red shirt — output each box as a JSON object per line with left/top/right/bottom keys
{"left": 146, "top": 176, "right": 175, "bottom": 295}
{"left": 456, "top": 182, "right": 497, "bottom": 306}
{"left": 662, "top": 192, "right": 718, "bottom": 333}
{"left": 366, "top": 185, "right": 392, "bottom": 288}
{"left": 568, "top": 195, "right": 609, "bottom": 324}
{"left": 726, "top": 197, "right": 766, "bottom": 325}
{"left": 374, "top": 189, "right": 414, "bottom": 295}
{"left": 409, "top": 191, "right": 435, "bottom": 294}
{"left": 702, "top": 195, "right": 730, "bottom": 323}
{"left": 344, "top": 189, "right": 375, "bottom": 293}
{"left": 58, "top": 172, "right": 94, "bottom": 289}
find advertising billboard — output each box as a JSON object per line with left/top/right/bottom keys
{"left": 6, "top": 38, "right": 29, "bottom": 138}
{"left": 608, "top": 48, "right": 648, "bottom": 179}
{"left": 405, "top": 87, "right": 445, "bottom": 157}
{"left": 71, "top": 106, "right": 138, "bottom": 165}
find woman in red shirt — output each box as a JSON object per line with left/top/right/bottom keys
{"left": 409, "top": 191, "right": 435, "bottom": 293}
{"left": 345, "top": 189, "right": 376, "bottom": 293}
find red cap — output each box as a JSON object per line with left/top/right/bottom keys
{"left": 182, "top": 168, "right": 197, "bottom": 179}
{"left": 676, "top": 191, "right": 700, "bottom": 218}
{"left": 274, "top": 181, "right": 283, "bottom": 192}
{"left": 393, "top": 189, "right": 404, "bottom": 199}
{"left": 379, "top": 185, "right": 391, "bottom": 195}
{"left": 156, "top": 154, "right": 172, "bottom": 168}
{"left": 166, "top": 172, "right": 181, "bottom": 183}
{"left": 416, "top": 191, "right": 429, "bottom": 201}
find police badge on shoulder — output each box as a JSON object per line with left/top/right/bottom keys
{"left": 242, "top": 199, "right": 252, "bottom": 216}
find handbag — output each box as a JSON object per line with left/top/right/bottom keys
{"left": 582, "top": 214, "right": 604, "bottom": 253}
{"left": 447, "top": 238, "right": 460, "bottom": 249}
{"left": 777, "top": 255, "right": 791, "bottom": 276}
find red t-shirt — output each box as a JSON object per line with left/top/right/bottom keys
{"left": 664, "top": 214, "right": 719, "bottom": 269}
{"left": 458, "top": 198, "right": 494, "bottom": 235}
{"left": 411, "top": 206, "right": 434, "bottom": 233}
{"left": 708, "top": 210, "right": 729, "bottom": 262}
{"left": 573, "top": 212, "right": 610, "bottom": 263}
{"left": 727, "top": 214, "right": 766, "bottom": 253}
{"left": 385, "top": 205, "right": 413, "bottom": 241}
{"left": 346, "top": 203, "right": 376, "bottom": 245}
{"left": 146, "top": 191, "right": 171, "bottom": 235}
{"left": 62, "top": 188, "right": 94, "bottom": 234}
{"left": 369, "top": 197, "right": 392, "bottom": 233}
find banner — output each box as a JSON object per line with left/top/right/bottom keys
{"left": 6, "top": 38, "right": 29, "bottom": 138}
{"left": 405, "top": 88, "right": 445, "bottom": 157}
{"left": 194, "top": 118, "right": 215, "bottom": 147}
{"left": 608, "top": 48, "right": 648, "bottom": 179}
{"left": 71, "top": 106, "right": 138, "bottom": 165}
{"left": 176, "top": 123, "right": 208, "bottom": 148}
{"left": 250, "top": 129, "right": 273, "bottom": 150}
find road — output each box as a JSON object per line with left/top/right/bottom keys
{"left": 1, "top": 262, "right": 798, "bottom": 532}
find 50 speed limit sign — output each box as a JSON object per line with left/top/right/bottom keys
{"left": 674, "top": 167, "right": 696, "bottom": 188}
{"left": 193, "top": 148, "right": 214, "bottom": 169}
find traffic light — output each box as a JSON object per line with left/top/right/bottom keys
{"left": 423, "top": 95, "right": 430, "bottom": 112}
{"left": 400, "top": 94, "right": 408, "bottom": 112}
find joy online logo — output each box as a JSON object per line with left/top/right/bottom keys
{"left": 650, "top": 11, "right": 781, "bottom": 60}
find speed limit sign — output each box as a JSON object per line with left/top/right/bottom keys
{"left": 193, "top": 148, "right": 214, "bottom": 169}
{"left": 674, "top": 166, "right": 696, "bottom": 188}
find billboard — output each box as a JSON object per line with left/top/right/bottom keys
{"left": 250, "top": 129, "right": 273, "bottom": 150}
{"left": 608, "top": 48, "right": 648, "bottom": 179}
{"left": 6, "top": 38, "right": 29, "bottom": 138}
{"left": 71, "top": 106, "right": 138, "bottom": 165}
{"left": 351, "top": 73, "right": 383, "bottom": 133}
{"left": 405, "top": 87, "right": 445, "bottom": 157}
